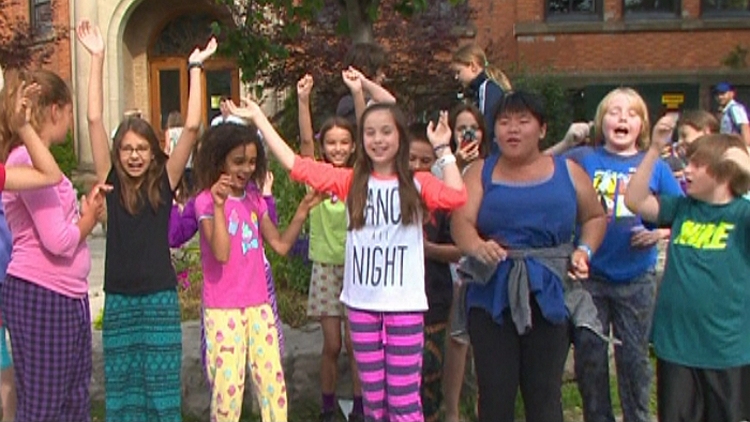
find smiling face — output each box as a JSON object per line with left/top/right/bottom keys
{"left": 600, "top": 92, "right": 644, "bottom": 154}
{"left": 363, "top": 109, "right": 400, "bottom": 174}
{"left": 223, "top": 143, "right": 257, "bottom": 196}
{"left": 322, "top": 126, "right": 354, "bottom": 167}
{"left": 118, "top": 130, "right": 154, "bottom": 178}
{"left": 495, "top": 110, "right": 546, "bottom": 160}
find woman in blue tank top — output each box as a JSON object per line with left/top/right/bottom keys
{"left": 451, "top": 91, "right": 607, "bottom": 422}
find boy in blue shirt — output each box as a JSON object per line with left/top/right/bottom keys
{"left": 626, "top": 119, "right": 750, "bottom": 421}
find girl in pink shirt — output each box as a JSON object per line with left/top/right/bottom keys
{"left": 0, "top": 69, "right": 106, "bottom": 422}
{"left": 229, "top": 93, "right": 467, "bottom": 422}
{"left": 192, "top": 121, "right": 321, "bottom": 422}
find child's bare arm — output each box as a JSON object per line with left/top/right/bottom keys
{"left": 297, "top": 74, "right": 316, "bottom": 158}
{"left": 260, "top": 190, "right": 323, "bottom": 255}
{"left": 77, "top": 20, "right": 111, "bottom": 182}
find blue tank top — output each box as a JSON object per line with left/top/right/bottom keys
{"left": 466, "top": 154, "right": 577, "bottom": 325}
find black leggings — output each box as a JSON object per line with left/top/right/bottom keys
{"left": 468, "top": 302, "right": 570, "bottom": 422}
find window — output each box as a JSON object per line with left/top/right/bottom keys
{"left": 623, "top": 0, "right": 680, "bottom": 14}
{"left": 547, "top": 0, "right": 601, "bottom": 18}
{"left": 702, "top": 0, "right": 750, "bottom": 15}
{"left": 31, "top": 0, "right": 53, "bottom": 36}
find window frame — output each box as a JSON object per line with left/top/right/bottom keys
{"left": 545, "top": 0, "right": 604, "bottom": 21}
{"left": 622, "top": 0, "right": 682, "bottom": 18}
{"left": 30, "top": 0, "right": 53, "bottom": 36}
{"left": 701, "top": 0, "right": 750, "bottom": 17}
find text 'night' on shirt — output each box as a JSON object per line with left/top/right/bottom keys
{"left": 290, "top": 156, "right": 467, "bottom": 313}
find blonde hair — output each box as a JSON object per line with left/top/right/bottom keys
{"left": 452, "top": 44, "right": 512, "bottom": 92}
{"left": 593, "top": 87, "right": 651, "bottom": 150}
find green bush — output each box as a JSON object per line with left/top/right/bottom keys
{"left": 51, "top": 131, "right": 79, "bottom": 177}
{"left": 511, "top": 68, "right": 575, "bottom": 151}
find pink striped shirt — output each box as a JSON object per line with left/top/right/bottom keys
{"left": 2, "top": 147, "right": 90, "bottom": 298}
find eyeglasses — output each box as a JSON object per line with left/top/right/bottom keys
{"left": 119, "top": 145, "right": 151, "bottom": 156}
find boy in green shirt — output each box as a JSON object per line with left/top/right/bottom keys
{"left": 626, "top": 118, "right": 750, "bottom": 421}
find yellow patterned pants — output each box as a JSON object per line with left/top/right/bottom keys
{"left": 204, "top": 305, "right": 287, "bottom": 422}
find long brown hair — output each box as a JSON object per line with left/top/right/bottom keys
{"left": 346, "top": 103, "right": 425, "bottom": 229}
{"left": 452, "top": 44, "right": 512, "bottom": 92}
{"left": 111, "top": 118, "right": 168, "bottom": 214}
{"left": 449, "top": 103, "right": 489, "bottom": 158}
{"left": 0, "top": 68, "right": 71, "bottom": 162}
{"left": 318, "top": 115, "right": 356, "bottom": 166}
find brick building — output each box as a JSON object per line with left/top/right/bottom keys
{"left": 469, "top": 0, "right": 750, "bottom": 120}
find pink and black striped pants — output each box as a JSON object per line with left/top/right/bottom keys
{"left": 348, "top": 308, "right": 424, "bottom": 422}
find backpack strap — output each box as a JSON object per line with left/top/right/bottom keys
{"left": 727, "top": 103, "right": 741, "bottom": 134}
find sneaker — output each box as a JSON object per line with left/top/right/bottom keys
{"left": 319, "top": 410, "right": 337, "bottom": 422}
{"left": 348, "top": 413, "right": 365, "bottom": 422}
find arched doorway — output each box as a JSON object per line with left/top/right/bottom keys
{"left": 149, "top": 13, "right": 239, "bottom": 136}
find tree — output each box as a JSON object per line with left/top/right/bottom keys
{"left": 218, "top": 0, "right": 474, "bottom": 126}
{"left": 0, "top": 0, "right": 67, "bottom": 69}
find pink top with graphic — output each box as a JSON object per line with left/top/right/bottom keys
{"left": 196, "top": 189, "right": 269, "bottom": 308}
{"left": 2, "top": 146, "right": 90, "bottom": 298}
{"left": 291, "top": 156, "right": 467, "bottom": 312}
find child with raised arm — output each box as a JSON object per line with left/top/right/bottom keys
{"left": 0, "top": 68, "right": 107, "bottom": 422}
{"left": 193, "top": 123, "right": 321, "bottom": 422}
{"left": 625, "top": 117, "right": 750, "bottom": 421}
{"left": 229, "top": 96, "right": 467, "bottom": 422}
{"left": 297, "top": 74, "right": 364, "bottom": 422}
{"left": 78, "top": 19, "right": 216, "bottom": 421}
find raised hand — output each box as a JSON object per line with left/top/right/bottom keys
{"left": 188, "top": 37, "right": 218, "bottom": 65}
{"left": 211, "top": 174, "right": 232, "bottom": 207}
{"left": 722, "top": 146, "right": 750, "bottom": 176}
{"left": 427, "top": 111, "right": 452, "bottom": 149}
{"left": 564, "top": 122, "right": 592, "bottom": 146}
{"left": 11, "top": 81, "right": 41, "bottom": 130}
{"left": 76, "top": 20, "right": 105, "bottom": 56}
{"left": 456, "top": 140, "right": 480, "bottom": 167}
{"left": 297, "top": 74, "right": 314, "bottom": 102}
{"left": 226, "top": 96, "right": 263, "bottom": 123}
{"left": 342, "top": 67, "right": 363, "bottom": 93}
{"left": 652, "top": 113, "right": 679, "bottom": 151}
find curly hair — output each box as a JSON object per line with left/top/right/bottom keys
{"left": 192, "top": 123, "right": 267, "bottom": 193}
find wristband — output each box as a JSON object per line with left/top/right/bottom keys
{"left": 433, "top": 144, "right": 451, "bottom": 154}
{"left": 436, "top": 154, "right": 456, "bottom": 169}
{"left": 188, "top": 61, "right": 204, "bottom": 70}
{"left": 577, "top": 243, "right": 593, "bottom": 261}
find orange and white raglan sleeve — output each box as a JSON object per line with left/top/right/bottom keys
{"left": 414, "top": 171, "right": 467, "bottom": 211}
{"left": 290, "top": 156, "right": 354, "bottom": 199}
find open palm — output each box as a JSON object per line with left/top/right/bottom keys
{"left": 76, "top": 20, "right": 104, "bottom": 55}
{"left": 189, "top": 37, "right": 218, "bottom": 64}
{"left": 427, "top": 111, "right": 452, "bottom": 147}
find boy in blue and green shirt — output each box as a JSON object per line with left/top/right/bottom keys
{"left": 626, "top": 121, "right": 750, "bottom": 421}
